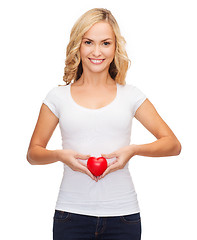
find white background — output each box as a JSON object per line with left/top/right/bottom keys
{"left": 0, "top": 0, "right": 196, "bottom": 239}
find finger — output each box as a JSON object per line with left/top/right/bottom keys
{"left": 101, "top": 164, "right": 115, "bottom": 178}
{"left": 100, "top": 162, "right": 120, "bottom": 178}
{"left": 108, "top": 162, "right": 120, "bottom": 172}
{"left": 78, "top": 161, "right": 87, "bottom": 167}
{"left": 108, "top": 160, "right": 118, "bottom": 167}
{"left": 85, "top": 168, "right": 97, "bottom": 181}
{"left": 78, "top": 163, "right": 97, "bottom": 181}
{"left": 76, "top": 154, "right": 91, "bottom": 160}
{"left": 100, "top": 168, "right": 111, "bottom": 178}
{"left": 101, "top": 153, "right": 117, "bottom": 159}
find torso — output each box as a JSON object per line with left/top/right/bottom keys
{"left": 70, "top": 80, "right": 117, "bottom": 110}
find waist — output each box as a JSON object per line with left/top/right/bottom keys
{"left": 58, "top": 165, "right": 136, "bottom": 202}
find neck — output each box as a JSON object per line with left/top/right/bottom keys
{"left": 79, "top": 69, "right": 113, "bottom": 87}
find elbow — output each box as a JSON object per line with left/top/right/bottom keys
{"left": 26, "top": 151, "right": 35, "bottom": 165}
{"left": 26, "top": 153, "right": 32, "bottom": 165}
{"left": 173, "top": 140, "right": 182, "bottom": 156}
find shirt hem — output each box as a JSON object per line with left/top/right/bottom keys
{"left": 55, "top": 204, "right": 140, "bottom": 217}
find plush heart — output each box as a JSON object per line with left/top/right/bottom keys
{"left": 87, "top": 157, "right": 107, "bottom": 177}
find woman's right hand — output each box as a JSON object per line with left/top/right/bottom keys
{"left": 56, "top": 149, "right": 98, "bottom": 182}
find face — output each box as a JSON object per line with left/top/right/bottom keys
{"left": 80, "top": 21, "right": 116, "bottom": 74}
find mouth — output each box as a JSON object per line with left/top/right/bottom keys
{"left": 88, "top": 58, "right": 105, "bottom": 64}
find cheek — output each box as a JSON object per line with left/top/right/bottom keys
{"left": 105, "top": 47, "right": 115, "bottom": 59}
{"left": 80, "top": 46, "right": 91, "bottom": 58}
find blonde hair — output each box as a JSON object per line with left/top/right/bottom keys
{"left": 63, "top": 8, "right": 130, "bottom": 86}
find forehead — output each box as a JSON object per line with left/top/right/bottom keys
{"left": 83, "top": 22, "right": 115, "bottom": 40}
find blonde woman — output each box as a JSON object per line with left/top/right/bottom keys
{"left": 27, "top": 8, "right": 181, "bottom": 240}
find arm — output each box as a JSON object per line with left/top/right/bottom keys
{"left": 132, "top": 99, "right": 182, "bottom": 157}
{"left": 99, "top": 99, "right": 181, "bottom": 179}
{"left": 26, "top": 103, "right": 97, "bottom": 180}
{"left": 26, "top": 103, "right": 60, "bottom": 165}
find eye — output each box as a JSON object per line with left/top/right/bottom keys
{"left": 84, "top": 40, "right": 92, "bottom": 45}
{"left": 103, "top": 42, "right": 110, "bottom": 46}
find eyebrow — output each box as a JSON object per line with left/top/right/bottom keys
{"left": 82, "top": 37, "right": 113, "bottom": 41}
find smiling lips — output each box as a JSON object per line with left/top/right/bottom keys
{"left": 88, "top": 58, "right": 105, "bottom": 64}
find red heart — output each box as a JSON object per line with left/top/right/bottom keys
{"left": 87, "top": 157, "right": 107, "bottom": 177}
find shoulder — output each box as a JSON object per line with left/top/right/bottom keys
{"left": 120, "top": 83, "right": 147, "bottom": 104}
{"left": 45, "top": 84, "right": 70, "bottom": 96}
{"left": 119, "top": 83, "right": 144, "bottom": 95}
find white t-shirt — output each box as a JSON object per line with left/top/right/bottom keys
{"left": 42, "top": 82, "right": 147, "bottom": 217}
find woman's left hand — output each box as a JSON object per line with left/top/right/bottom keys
{"left": 98, "top": 144, "right": 136, "bottom": 179}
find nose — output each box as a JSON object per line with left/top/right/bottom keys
{"left": 92, "top": 44, "right": 101, "bottom": 57}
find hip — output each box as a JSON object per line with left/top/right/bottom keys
{"left": 53, "top": 209, "right": 141, "bottom": 240}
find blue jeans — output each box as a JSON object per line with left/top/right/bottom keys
{"left": 53, "top": 210, "right": 141, "bottom": 240}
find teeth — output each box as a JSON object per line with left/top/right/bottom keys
{"left": 90, "top": 59, "right": 103, "bottom": 63}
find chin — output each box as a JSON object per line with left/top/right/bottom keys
{"left": 83, "top": 62, "right": 110, "bottom": 73}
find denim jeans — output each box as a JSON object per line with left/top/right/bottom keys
{"left": 53, "top": 210, "right": 141, "bottom": 240}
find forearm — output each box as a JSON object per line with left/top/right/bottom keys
{"left": 27, "top": 145, "right": 60, "bottom": 165}
{"left": 132, "top": 136, "right": 181, "bottom": 158}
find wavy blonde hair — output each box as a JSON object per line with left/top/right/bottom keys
{"left": 62, "top": 8, "right": 130, "bottom": 86}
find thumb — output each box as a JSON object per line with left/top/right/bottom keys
{"left": 101, "top": 152, "right": 116, "bottom": 159}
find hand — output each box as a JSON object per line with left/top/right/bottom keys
{"left": 56, "top": 149, "right": 98, "bottom": 181}
{"left": 98, "top": 144, "right": 136, "bottom": 179}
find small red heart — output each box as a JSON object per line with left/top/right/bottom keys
{"left": 87, "top": 157, "right": 107, "bottom": 177}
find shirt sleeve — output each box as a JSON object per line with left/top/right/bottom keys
{"left": 129, "top": 85, "right": 147, "bottom": 117}
{"left": 42, "top": 87, "right": 60, "bottom": 118}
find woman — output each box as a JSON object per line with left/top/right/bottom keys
{"left": 27, "top": 8, "right": 181, "bottom": 240}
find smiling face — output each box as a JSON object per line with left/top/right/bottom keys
{"left": 80, "top": 21, "right": 116, "bottom": 75}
